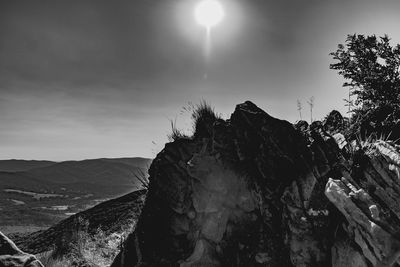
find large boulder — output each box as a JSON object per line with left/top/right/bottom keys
{"left": 112, "top": 101, "right": 400, "bottom": 267}
{"left": 0, "top": 231, "right": 43, "bottom": 267}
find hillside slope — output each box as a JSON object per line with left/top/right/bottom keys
{"left": 10, "top": 189, "right": 146, "bottom": 255}
{"left": 0, "top": 157, "right": 151, "bottom": 229}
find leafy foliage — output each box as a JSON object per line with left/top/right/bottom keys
{"left": 330, "top": 34, "right": 400, "bottom": 140}
{"left": 323, "top": 110, "right": 346, "bottom": 135}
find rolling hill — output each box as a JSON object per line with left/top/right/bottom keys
{"left": 0, "top": 159, "right": 55, "bottom": 172}
{"left": 9, "top": 189, "right": 147, "bottom": 255}
{"left": 0, "top": 157, "right": 151, "bottom": 229}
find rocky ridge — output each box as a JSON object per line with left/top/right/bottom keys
{"left": 112, "top": 101, "right": 400, "bottom": 267}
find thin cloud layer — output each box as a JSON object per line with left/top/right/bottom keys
{"left": 1, "top": 0, "right": 400, "bottom": 160}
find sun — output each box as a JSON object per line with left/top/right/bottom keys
{"left": 194, "top": 0, "right": 225, "bottom": 29}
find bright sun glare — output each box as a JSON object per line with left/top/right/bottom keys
{"left": 194, "top": 0, "right": 224, "bottom": 29}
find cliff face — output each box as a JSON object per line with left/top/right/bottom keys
{"left": 112, "top": 101, "right": 400, "bottom": 267}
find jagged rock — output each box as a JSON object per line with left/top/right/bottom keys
{"left": 0, "top": 231, "right": 43, "bottom": 267}
{"left": 112, "top": 101, "right": 400, "bottom": 267}
{"left": 326, "top": 140, "right": 400, "bottom": 267}
{"left": 332, "top": 133, "right": 347, "bottom": 150}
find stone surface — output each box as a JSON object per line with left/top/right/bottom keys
{"left": 0, "top": 231, "right": 43, "bottom": 267}
{"left": 112, "top": 102, "right": 400, "bottom": 267}
{"left": 326, "top": 140, "right": 400, "bottom": 267}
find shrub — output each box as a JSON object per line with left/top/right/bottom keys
{"left": 330, "top": 34, "right": 400, "bottom": 141}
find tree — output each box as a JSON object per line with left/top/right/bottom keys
{"left": 330, "top": 34, "right": 400, "bottom": 140}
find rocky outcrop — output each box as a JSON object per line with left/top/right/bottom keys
{"left": 0, "top": 231, "right": 43, "bottom": 267}
{"left": 326, "top": 141, "right": 400, "bottom": 267}
{"left": 112, "top": 101, "right": 400, "bottom": 266}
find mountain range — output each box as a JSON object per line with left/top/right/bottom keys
{"left": 0, "top": 157, "right": 151, "bottom": 229}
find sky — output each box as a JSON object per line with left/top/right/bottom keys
{"left": 1, "top": 0, "right": 400, "bottom": 161}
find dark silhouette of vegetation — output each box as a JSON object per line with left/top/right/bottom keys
{"left": 323, "top": 110, "right": 346, "bottom": 135}
{"left": 192, "top": 100, "right": 221, "bottom": 138}
{"left": 330, "top": 34, "right": 400, "bottom": 140}
{"left": 129, "top": 167, "right": 149, "bottom": 189}
{"left": 167, "top": 119, "right": 190, "bottom": 142}
{"left": 167, "top": 101, "right": 220, "bottom": 141}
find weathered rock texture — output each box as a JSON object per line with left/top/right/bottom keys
{"left": 112, "top": 101, "right": 400, "bottom": 267}
{"left": 0, "top": 231, "right": 43, "bottom": 267}
{"left": 326, "top": 140, "right": 400, "bottom": 267}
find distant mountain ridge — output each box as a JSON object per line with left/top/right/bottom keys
{"left": 26, "top": 157, "right": 151, "bottom": 186}
{"left": 0, "top": 160, "right": 55, "bottom": 172}
{"left": 0, "top": 157, "right": 151, "bottom": 189}
{"left": 0, "top": 157, "right": 151, "bottom": 172}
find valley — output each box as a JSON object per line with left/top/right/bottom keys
{"left": 0, "top": 157, "right": 151, "bottom": 233}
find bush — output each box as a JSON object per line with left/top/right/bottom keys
{"left": 330, "top": 34, "right": 400, "bottom": 141}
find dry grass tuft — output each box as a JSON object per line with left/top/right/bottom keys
{"left": 167, "top": 120, "right": 191, "bottom": 142}
{"left": 38, "top": 217, "right": 133, "bottom": 267}
{"left": 192, "top": 100, "right": 220, "bottom": 137}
